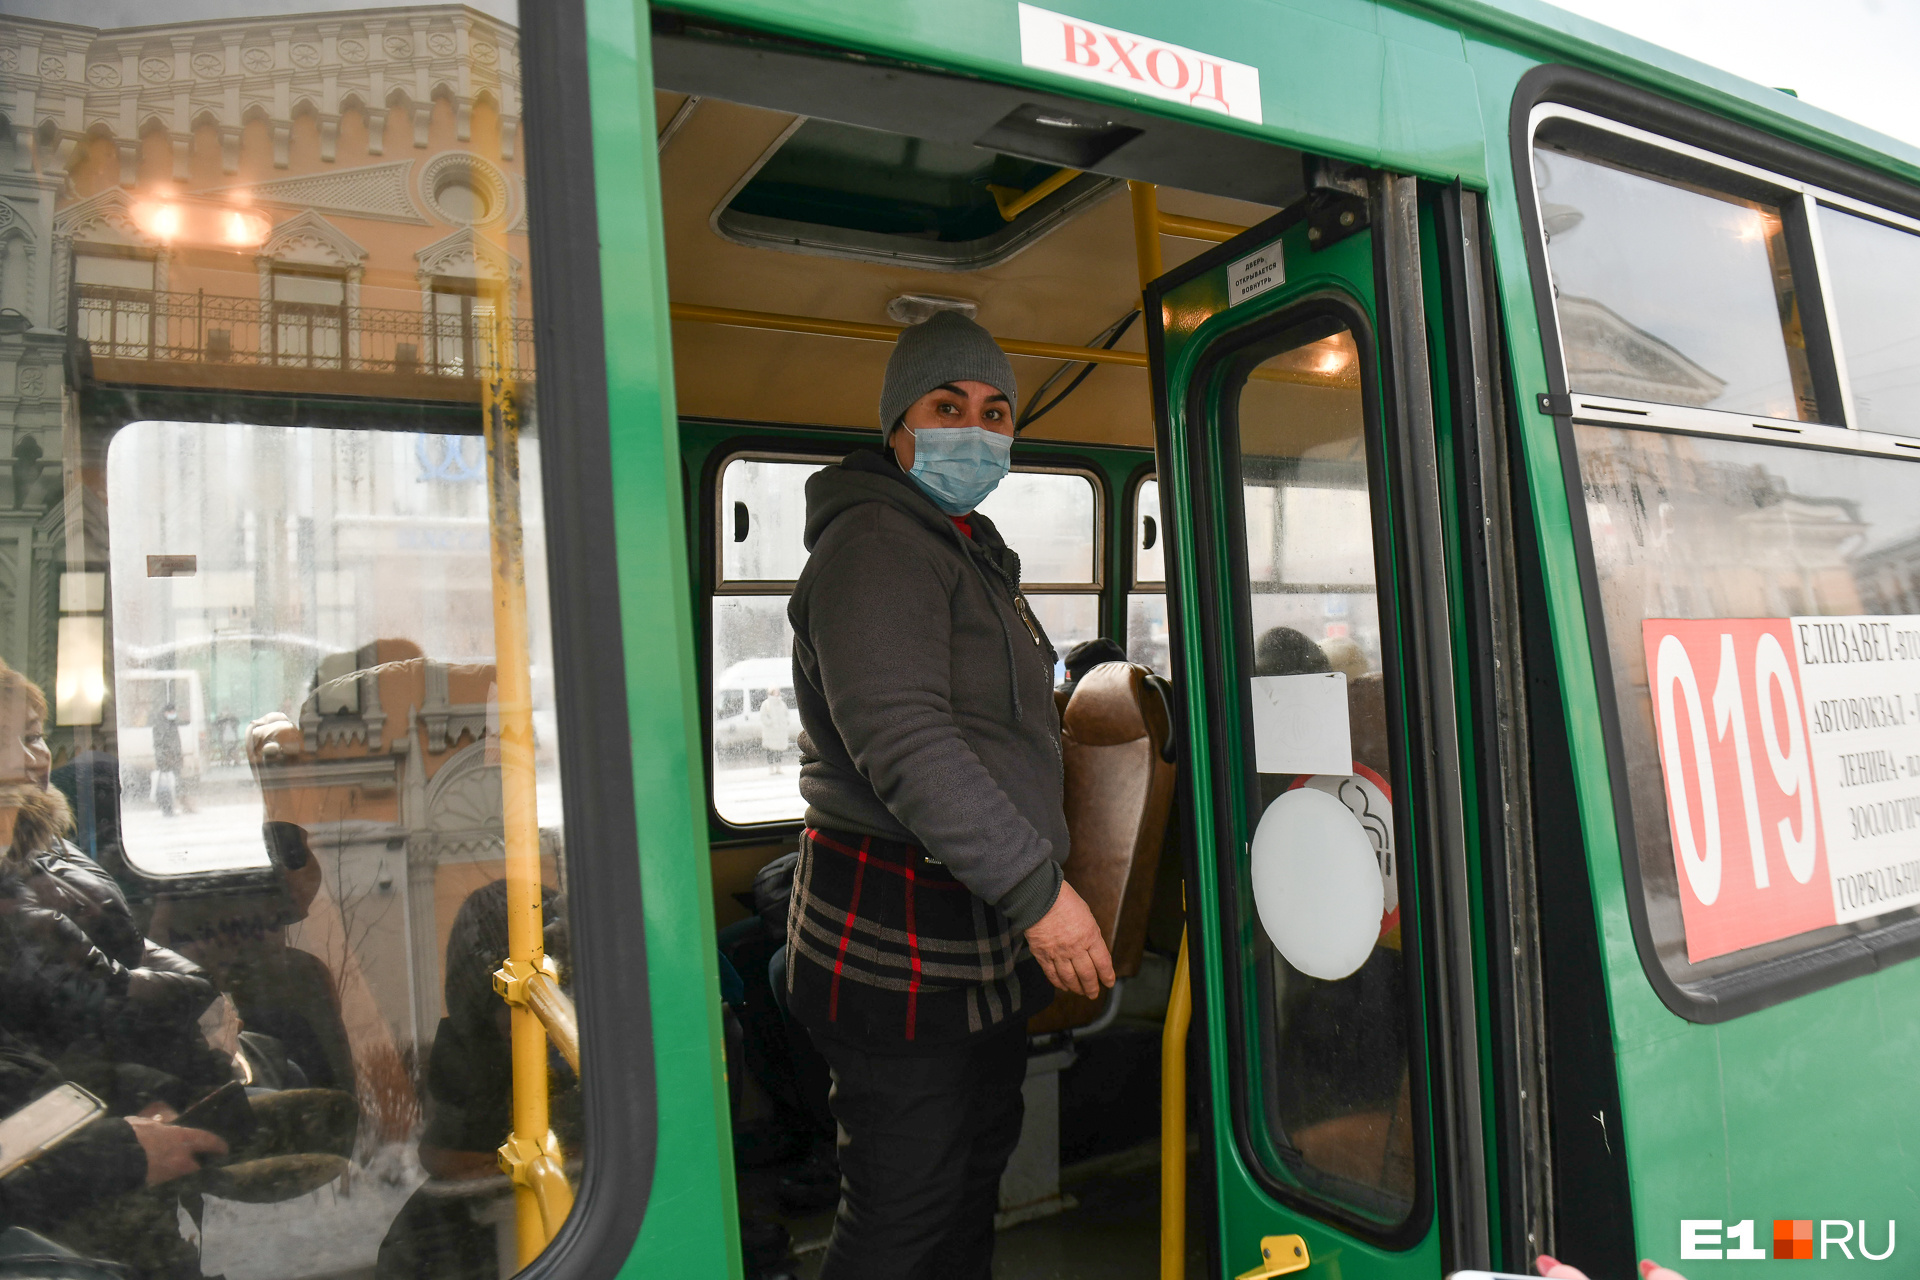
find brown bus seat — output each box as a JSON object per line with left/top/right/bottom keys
{"left": 1028, "top": 661, "right": 1177, "bottom": 1035}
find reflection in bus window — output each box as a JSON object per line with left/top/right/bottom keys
{"left": 1228, "top": 320, "right": 1412, "bottom": 1224}
{"left": 1532, "top": 143, "right": 1818, "bottom": 421}
{"left": 106, "top": 423, "right": 563, "bottom": 875}
{"left": 0, "top": 4, "right": 583, "bottom": 1275}
{"left": 1816, "top": 205, "right": 1920, "bottom": 438}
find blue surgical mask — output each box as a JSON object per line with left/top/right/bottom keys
{"left": 901, "top": 425, "right": 1013, "bottom": 516}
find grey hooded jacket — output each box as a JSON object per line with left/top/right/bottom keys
{"left": 788, "top": 449, "right": 1067, "bottom": 931}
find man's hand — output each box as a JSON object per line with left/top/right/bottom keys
{"left": 128, "top": 1118, "right": 227, "bottom": 1185}
{"left": 1024, "top": 881, "right": 1116, "bottom": 1000}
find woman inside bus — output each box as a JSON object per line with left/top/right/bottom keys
{"left": 0, "top": 664, "right": 236, "bottom": 1104}
{"left": 783, "top": 311, "right": 1114, "bottom": 1280}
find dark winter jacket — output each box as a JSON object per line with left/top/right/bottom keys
{"left": 0, "top": 843, "right": 228, "bottom": 1101}
{"left": 784, "top": 450, "right": 1068, "bottom": 1046}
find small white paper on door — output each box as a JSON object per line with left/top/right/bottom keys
{"left": 1249, "top": 672, "right": 1351, "bottom": 775}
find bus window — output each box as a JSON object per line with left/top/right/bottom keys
{"left": 1228, "top": 320, "right": 1410, "bottom": 1222}
{"left": 1576, "top": 424, "right": 1920, "bottom": 999}
{"left": 3, "top": 4, "right": 593, "bottom": 1273}
{"left": 712, "top": 455, "right": 827, "bottom": 826}
{"left": 974, "top": 467, "right": 1101, "bottom": 674}
{"left": 1128, "top": 476, "right": 1170, "bottom": 677}
{"left": 1815, "top": 204, "right": 1920, "bottom": 437}
{"left": 1531, "top": 137, "right": 1819, "bottom": 421}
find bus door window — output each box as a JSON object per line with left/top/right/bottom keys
{"left": 711, "top": 455, "right": 826, "bottom": 827}
{"left": 1226, "top": 320, "right": 1412, "bottom": 1222}
{"left": 974, "top": 467, "right": 1102, "bottom": 679}
{"left": 1126, "top": 474, "right": 1170, "bottom": 677}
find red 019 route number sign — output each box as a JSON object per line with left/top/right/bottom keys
{"left": 1643, "top": 617, "right": 1920, "bottom": 962}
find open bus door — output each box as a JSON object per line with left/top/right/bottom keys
{"left": 1140, "top": 178, "right": 1498, "bottom": 1278}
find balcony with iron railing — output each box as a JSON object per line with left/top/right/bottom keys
{"left": 72, "top": 285, "right": 537, "bottom": 403}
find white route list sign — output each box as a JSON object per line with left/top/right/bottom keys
{"left": 1794, "top": 615, "right": 1920, "bottom": 923}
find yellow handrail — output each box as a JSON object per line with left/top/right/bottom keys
{"left": 988, "top": 166, "right": 1084, "bottom": 220}
{"left": 526, "top": 970, "right": 580, "bottom": 1074}
{"left": 479, "top": 289, "right": 571, "bottom": 1267}
{"left": 1156, "top": 211, "right": 1245, "bottom": 244}
{"left": 1161, "top": 929, "right": 1192, "bottom": 1280}
{"left": 670, "top": 303, "right": 1148, "bottom": 368}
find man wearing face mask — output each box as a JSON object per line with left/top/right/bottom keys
{"left": 784, "top": 310, "right": 1114, "bottom": 1280}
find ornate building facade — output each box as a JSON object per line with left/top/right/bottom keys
{"left": 0, "top": 3, "right": 530, "bottom": 696}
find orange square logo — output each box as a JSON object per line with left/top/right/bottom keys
{"left": 1774, "top": 1220, "right": 1813, "bottom": 1260}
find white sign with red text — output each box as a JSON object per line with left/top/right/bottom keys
{"left": 1642, "top": 616, "right": 1920, "bottom": 961}
{"left": 1016, "top": 4, "right": 1264, "bottom": 125}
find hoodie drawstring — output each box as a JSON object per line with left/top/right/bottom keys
{"left": 955, "top": 531, "right": 1033, "bottom": 723}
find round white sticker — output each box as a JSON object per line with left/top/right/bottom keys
{"left": 1249, "top": 786, "right": 1383, "bottom": 981}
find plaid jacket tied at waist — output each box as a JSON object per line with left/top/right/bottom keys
{"left": 785, "top": 827, "right": 1053, "bottom": 1050}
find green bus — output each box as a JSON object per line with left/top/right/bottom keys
{"left": 1, "top": 0, "right": 1916, "bottom": 1278}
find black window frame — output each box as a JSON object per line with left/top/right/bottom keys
{"left": 1512, "top": 64, "right": 1920, "bottom": 1023}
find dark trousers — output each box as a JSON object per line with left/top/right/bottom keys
{"left": 813, "top": 1027, "right": 1028, "bottom": 1280}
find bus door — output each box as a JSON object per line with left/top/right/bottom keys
{"left": 1142, "top": 178, "right": 1488, "bottom": 1277}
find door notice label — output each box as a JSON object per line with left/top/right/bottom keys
{"left": 1228, "top": 246, "right": 1284, "bottom": 307}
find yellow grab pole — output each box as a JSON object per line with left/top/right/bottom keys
{"left": 1129, "top": 181, "right": 1166, "bottom": 291}
{"left": 1131, "top": 177, "right": 1193, "bottom": 1280}
{"left": 479, "top": 290, "right": 573, "bottom": 1264}
{"left": 1161, "top": 930, "right": 1191, "bottom": 1280}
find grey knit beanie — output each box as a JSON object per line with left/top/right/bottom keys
{"left": 878, "top": 310, "right": 1018, "bottom": 439}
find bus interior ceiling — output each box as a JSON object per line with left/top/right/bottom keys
{"left": 653, "top": 26, "right": 1299, "bottom": 1277}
